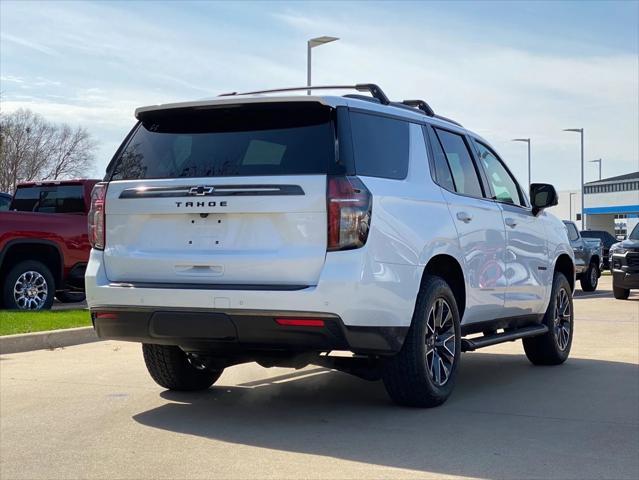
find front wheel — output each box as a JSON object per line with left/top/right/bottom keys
{"left": 382, "top": 275, "right": 461, "bottom": 407}
{"left": 613, "top": 286, "right": 630, "bottom": 300}
{"left": 142, "top": 344, "right": 224, "bottom": 391}
{"left": 523, "top": 272, "right": 573, "bottom": 365}
{"left": 579, "top": 262, "right": 599, "bottom": 292}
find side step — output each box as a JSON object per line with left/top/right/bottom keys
{"left": 461, "top": 325, "right": 548, "bottom": 352}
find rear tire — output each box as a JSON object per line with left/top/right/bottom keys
{"left": 613, "top": 286, "right": 630, "bottom": 300}
{"left": 579, "top": 262, "right": 599, "bottom": 292}
{"left": 142, "top": 344, "right": 223, "bottom": 391}
{"left": 382, "top": 275, "right": 461, "bottom": 408}
{"left": 3, "top": 260, "right": 55, "bottom": 310}
{"left": 523, "top": 272, "right": 573, "bottom": 365}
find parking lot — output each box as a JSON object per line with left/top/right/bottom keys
{"left": 1, "top": 275, "right": 637, "bottom": 480}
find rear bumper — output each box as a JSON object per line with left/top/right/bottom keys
{"left": 91, "top": 307, "right": 408, "bottom": 355}
{"left": 85, "top": 248, "right": 422, "bottom": 330}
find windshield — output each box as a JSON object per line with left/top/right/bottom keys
{"left": 109, "top": 103, "right": 336, "bottom": 180}
{"left": 630, "top": 224, "right": 639, "bottom": 240}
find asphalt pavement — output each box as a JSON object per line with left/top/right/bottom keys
{"left": 1, "top": 276, "right": 638, "bottom": 479}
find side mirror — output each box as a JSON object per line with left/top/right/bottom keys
{"left": 530, "top": 183, "right": 558, "bottom": 216}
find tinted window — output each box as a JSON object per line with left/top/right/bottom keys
{"left": 11, "top": 185, "right": 85, "bottom": 213}
{"left": 110, "top": 104, "right": 335, "bottom": 180}
{"left": 564, "top": 222, "right": 579, "bottom": 241}
{"left": 425, "top": 126, "right": 455, "bottom": 191}
{"left": 350, "top": 111, "right": 409, "bottom": 179}
{"left": 581, "top": 230, "right": 617, "bottom": 247}
{"left": 630, "top": 224, "right": 639, "bottom": 240}
{"left": 0, "top": 194, "right": 11, "bottom": 211}
{"left": 475, "top": 142, "right": 524, "bottom": 206}
{"left": 433, "top": 128, "right": 483, "bottom": 197}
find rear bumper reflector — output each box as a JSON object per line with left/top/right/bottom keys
{"left": 275, "top": 318, "right": 325, "bottom": 327}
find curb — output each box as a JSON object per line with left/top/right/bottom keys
{"left": 0, "top": 327, "right": 99, "bottom": 355}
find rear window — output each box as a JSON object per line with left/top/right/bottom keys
{"left": 11, "top": 185, "right": 85, "bottom": 213}
{"left": 350, "top": 111, "right": 409, "bottom": 179}
{"left": 109, "top": 103, "right": 336, "bottom": 180}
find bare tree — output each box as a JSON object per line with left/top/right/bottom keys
{"left": 0, "top": 108, "right": 97, "bottom": 193}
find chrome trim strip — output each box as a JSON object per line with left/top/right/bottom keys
{"left": 119, "top": 184, "right": 305, "bottom": 199}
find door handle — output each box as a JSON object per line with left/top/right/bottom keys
{"left": 456, "top": 211, "right": 473, "bottom": 223}
{"left": 505, "top": 218, "right": 517, "bottom": 228}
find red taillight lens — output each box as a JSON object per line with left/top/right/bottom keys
{"left": 88, "top": 183, "right": 107, "bottom": 250}
{"left": 275, "top": 318, "right": 325, "bottom": 327}
{"left": 327, "top": 176, "right": 372, "bottom": 251}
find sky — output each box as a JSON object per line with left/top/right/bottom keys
{"left": 1, "top": 0, "right": 638, "bottom": 190}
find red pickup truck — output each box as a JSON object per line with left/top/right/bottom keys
{"left": 0, "top": 179, "right": 99, "bottom": 310}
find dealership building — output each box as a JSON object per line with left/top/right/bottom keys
{"left": 549, "top": 171, "right": 639, "bottom": 236}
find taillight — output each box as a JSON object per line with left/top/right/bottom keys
{"left": 327, "top": 176, "right": 372, "bottom": 251}
{"left": 88, "top": 183, "right": 107, "bottom": 250}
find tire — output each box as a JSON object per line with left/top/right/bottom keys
{"left": 613, "top": 286, "right": 630, "bottom": 300}
{"left": 55, "top": 291, "right": 86, "bottom": 303}
{"left": 579, "top": 262, "right": 599, "bottom": 292}
{"left": 523, "top": 272, "right": 573, "bottom": 365}
{"left": 382, "top": 275, "right": 461, "bottom": 408}
{"left": 142, "top": 344, "right": 223, "bottom": 391}
{"left": 2, "top": 260, "right": 55, "bottom": 310}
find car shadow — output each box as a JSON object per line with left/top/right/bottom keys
{"left": 132, "top": 353, "right": 639, "bottom": 479}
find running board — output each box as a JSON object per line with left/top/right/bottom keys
{"left": 461, "top": 325, "right": 548, "bottom": 352}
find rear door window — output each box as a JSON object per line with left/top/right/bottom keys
{"left": 11, "top": 185, "right": 85, "bottom": 213}
{"left": 350, "top": 111, "right": 409, "bottom": 179}
{"left": 425, "top": 126, "right": 456, "bottom": 191}
{"left": 432, "top": 128, "right": 484, "bottom": 197}
{"left": 110, "top": 103, "right": 336, "bottom": 180}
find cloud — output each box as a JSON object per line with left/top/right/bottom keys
{"left": 0, "top": 33, "right": 60, "bottom": 56}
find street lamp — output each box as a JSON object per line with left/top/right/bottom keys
{"left": 307, "top": 36, "right": 339, "bottom": 95}
{"left": 563, "top": 128, "right": 584, "bottom": 230}
{"left": 590, "top": 158, "right": 602, "bottom": 181}
{"left": 512, "top": 138, "right": 531, "bottom": 190}
{"left": 569, "top": 192, "right": 576, "bottom": 221}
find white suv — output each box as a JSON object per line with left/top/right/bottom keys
{"left": 86, "top": 84, "right": 575, "bottom": 407}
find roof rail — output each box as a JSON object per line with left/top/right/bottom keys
{"left": 219, "top": 84, "right": 390, "bottom": 105}
{"left": 401, "top": 99, "right": 435, "bottom": 117}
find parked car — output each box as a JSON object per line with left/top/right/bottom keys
{"left": 0, "top": 179, "right": 99, "bottom": 310}
{"left": 581, "top": 229, "right": 618, "bottom": 269}
{"left": 610, "top": 223, "right": 639, "bottom": 299}
{"left": 86, "top": 84, "right": 575, "bottom": 408}
{"left": 0, "top": 192, "right": 12, "bottom": 211}
{"left": 563, "top": 220, "right": 602, "bottom": 292}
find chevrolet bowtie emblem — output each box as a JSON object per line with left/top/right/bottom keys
{"left": 189, "top": 186, "right": 215, "bottom": 196}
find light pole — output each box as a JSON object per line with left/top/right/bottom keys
{"left": 569, "top": 192, "right": 576, "bottom": 221}
{"left": 563, "top": 128, "right": 584, "bottom": 230}
{"left": 590, "top": 158, "right": 602, "bottom": 180}
{"left": 307, "top": 36, "right": 339, "bottom": 95}
{"left": 512, "top": 138, "right": 531, "bottom": 190}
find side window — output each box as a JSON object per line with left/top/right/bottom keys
{"left": 565, "top": 223, "right": 579, "bottom": 241}
{"left": 433, "top": 128, "right": 483, "bottom": 197}
{"left": 425, "top": 126, "right": 455, "bottom": 191}
{"left": 350, "top": 111, "right": 409, "bottom": 179}
{"left": 474, "top": 142, "right": 525, "bottom": 207}
{"left": 10, "top": 186, "right": 84, "bottom": 213}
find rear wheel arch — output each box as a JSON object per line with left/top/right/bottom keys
{"left": 0, "top": 240, "right": 64, "bottom": 287}
{"left": 421, "top": 254, "right": 466, "bottom": 321}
